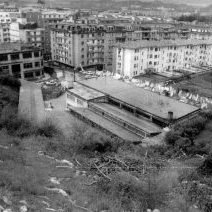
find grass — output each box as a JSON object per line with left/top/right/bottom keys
{"left": 176, "top": 72, "right": 212, "bottom": 98}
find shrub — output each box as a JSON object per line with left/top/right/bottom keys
{"left": 198, "top": 155, "right": 212, "bottom": 175}
{"left": 0, "top": 76, "right": 21, "bottom": 91}
{"left": 165, "top": 131, "right": 182, "bottom": 146}
{"left": 36, "top": 119, "right": 61, "bottom": 138}
{"left": 175, "top": 137, "right": 192, "bottom": 151}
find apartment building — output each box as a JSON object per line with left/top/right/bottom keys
{"left": 51, "top": 23, "right": 133, "bottom": 71}
{"left": 0, "top": 43, "right": 44, "bottom": 79}
{"left": 10, "top": 22, "right": 44, "bottom": 48}
{"left": 113, "top": 39, "right": 212, "bottom": 78}
{"left": 0, "top": 23, "right": 10, "bottom": 42}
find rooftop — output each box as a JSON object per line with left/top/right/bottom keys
{"left": 78, "top": 77, "right": 199, "bottom": 120}
{"left": 0, "top": 43, "right": 41, "bottom": 54}
{"left": 68, "top": 83, "right": 105, "bottom": 101}
{"left": 115, "top": 39, "right": 212, "bottom": 49}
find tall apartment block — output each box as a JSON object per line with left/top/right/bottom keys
{"left": 50, "top": 24, "right": 133, "bottom": 71}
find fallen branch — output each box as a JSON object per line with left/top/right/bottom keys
{"left": 83, "top": 181, "right": 98, "bottom": 186}
{"left": 68, "top": 198, "right": 93, "bottom": 212}
{"left": 94, "top": 163, "right": 112, "bottom": 181}
{"left": 97, "top": 160, "right": 111, "bottom": 169}
{"left": 75, "top": 158, "right": 82, "bottom": 166}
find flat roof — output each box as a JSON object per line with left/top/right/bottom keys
{"left": 68, "top": 83, "right": 105, "bottom": 101}
{"left": 78, "top": 77, "right": 199, "bottom": 120}
{"left": 0, "top": 43, "right": 41, "bottom": 54}
{"left": 115, "top": 39, "right": 212, "bottom": 49}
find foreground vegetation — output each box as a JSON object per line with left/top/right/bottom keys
{"left": 0, "top": 76, "right": 212, "bottom": 211}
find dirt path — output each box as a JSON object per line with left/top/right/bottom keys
{"left": 18, "top": 80, "right": 46, "bottom": 124}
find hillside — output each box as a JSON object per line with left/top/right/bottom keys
{"left": 1, "top": 0, "right": 192, "bottom": 10}
{"left": 1, "top": 76, "right": 212, "bottom": 211}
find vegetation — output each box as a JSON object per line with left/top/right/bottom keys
{"left": 165, "top": 111, "right": 212, "bottom": 156}
{"left": 0, "top": 76, "right": 21, "bottom": 91}
{"left": 42, "top": 85, "right": 65, "bottom": 101}
{"left": 1, "top": 80, "right": 212, "bottom": 211}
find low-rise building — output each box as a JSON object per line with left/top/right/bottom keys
{"left": 0, "top": 43, "right": 44, "bottom": 79}
{"left": 113, "top": 39, "right": 212, "bottom": 78}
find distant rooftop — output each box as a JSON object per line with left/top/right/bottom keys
{"left": 78, "top": 77, "right": 199, "bottom": 120}
{"left": 115, "top": 39, "right": 212, "bottom": 49}
{"left": 0, "top": 43, "right": 41, "bottom": 54}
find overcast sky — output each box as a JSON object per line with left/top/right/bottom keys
{"left": 156, "top": 0, "right": 211, "bottom": 6}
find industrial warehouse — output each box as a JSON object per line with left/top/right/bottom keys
{"left": 66, "top": 77, "right": 200, "bottom": 141}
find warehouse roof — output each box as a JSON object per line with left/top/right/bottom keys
{"left": 78, "top": 77, "right": 199, "bottom": 120}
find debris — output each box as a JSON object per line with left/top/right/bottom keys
{"left": 45, "top": 187, "right": 68, "bottom": 197}
{"left": 3, "top": 209, "right": 12, "bottom": 212}
{"left": 19, "top": 200, "right": 27, "bottom": 205}
{"left": 94, "top": 163, "right": 111, "bottom": 181}
{"left": 59, "top": 160, "right": 74, "bottom": 168}
{"left": 41, "top": 201, "right": 50, "bottom": 208}
{"left": 19, "top": 205, "right": 27, "bottom": 212}
{"left": 56, "top": 166, "right": 72, "bottom": 169}
{"left": 2, "top": 197, "right": 12, "bottom": 206}
{"left": 0, "top": 145, "right": 9, "bottom": 150}
{"left": 49, "top": 177, "right": 60, "bottom": 185}
{"left": 75, "top": 158, "right": 82, "bottom": 166}
{"left": 83, "top": 181, "right": 98, "bottom": 186}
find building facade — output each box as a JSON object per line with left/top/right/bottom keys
{"left": 113, "top": 40, "right": 212, "bottom": 78}
{"left": 0, "top": 43, "right": 44, "bottom": 79}
{"left": 10, "top": 22, "right": 45, "bottom": 48}
{"left": 51, "top": 23, "right": 133, "bottom": 71}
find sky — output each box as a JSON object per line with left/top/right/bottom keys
{"left": 157, "top": 0, "right": 212, "bottom": 7}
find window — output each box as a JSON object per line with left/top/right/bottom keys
{"left": 11, "top": 53, "right": 20, "bottom": 60}
{"left": 81, "top": 41, "right": 84, "bottom": 45}
{"left": 2, "top": 65, "right": 8, "bottom": 70}
{"left": 23, "top": 52, "right": 32, "bottom": 59}
{"left": 77, "top": 98, "right": 83, "bottom": 106}
{"left": 35, "top": 62, "right": 40, "bottom": 67}
{"left": 135, "top": 49, "right": 139, "bottom": 53}
{"left": 34, "top": 52, "right": 39, "bottom": 57}
{"left": 24, "top": 72, "right": 33, "bottom": 78}
{"left": 0, "top": 54, "right": 8, "bottom": 61}
{"left": 81, "top": 55, "right": 84, "bottom": 58}
{"left": 24, "top": 63, "right": 33, "bottom": 69}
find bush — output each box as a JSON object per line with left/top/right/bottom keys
{"left": 0, "top": 76, "right": 21, "bottom": 91}
{"left": 36, "top": 119, "right": 61, "bottom": 138}
{"left": 165, "top": 131, "right": 181, "bottom": 145}
{"left": 198, "top": 155, "right": 212, "bottom": 175}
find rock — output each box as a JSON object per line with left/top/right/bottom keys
{"left": 3, "top": 209, "right": 12, "bottom": 212}
{"left": 2, "top": 197, "right": 12, "bottom": 206}
{"left": 20, "top": 205, "right": 27, "bottom": 212}
{"left": 19, "top": 201, "right": 27, "bottom": 205}
{"left": 75, "top": 170, "right": 80, "bottom": 176}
